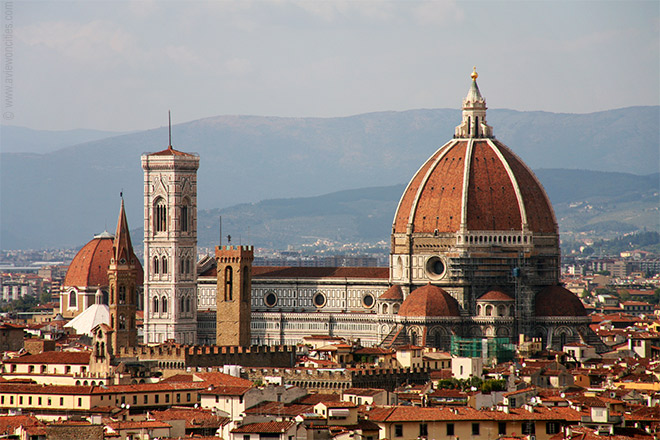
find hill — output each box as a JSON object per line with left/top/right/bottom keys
{"left": 0, "top": 107, "right": 658, "bottom": 249}
{"left": 192, "top": 170, "right": 659, "bottom": 250}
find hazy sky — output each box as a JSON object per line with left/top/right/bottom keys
{"left": 3, "top": 0, "right": 659, "bottom": 131}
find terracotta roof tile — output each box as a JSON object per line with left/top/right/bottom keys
{"left": 379, "top": 285, "right": 403, "bottom": 301}
{"left": 5, "top": 350, "right": 90, "bottom": 365}
{"left": 252, "top": 266, "right": 388, "bottom": 279}
{"left": 231, "top": 421, "right": 294, "bottom": 434}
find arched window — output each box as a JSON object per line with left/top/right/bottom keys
{"left": 69, "top": 291, "right": 76, "bottom": 307}
{"left": 181, "top": 204, "right": 189, "bottom": 232}
{"left": 118, "top": 315, "right": 126, "bottom": 330}
{"left": 153, "top": 297, "right": 159, "bottom": 315}
{"left": 153, "top": 256, "right": 159, "bottom": 274}
{"left": 162, "top": 256, "right": 168, "bottom": 274}
{"left": 119, "top": 286, "right": 126, "bottom": 304}
{"left": 242, "top": 266, "right": 250, "bottom": 303}
{"left": 186, "top": 296, "right": 191, "bottom": 313}
{"left": 497, "top": 305, "right": 505, "bottom": 316}
{"left": 485, "top": 305, "right": 493, "bottom": 316}
{"left": 162, "top": 296, "right": 168, "bottom": 314}
{"left": 180, "top": 257, "right": 184, "bottom": 274}
{"left": 180, "top": 296, "right": 185, "bottom": 314}
{"left": 154, "top": 198, "right": 167, "bottom": 232}
{"left": 225, "top": 267, "right": 233, "bottom": 301}
{"left": 187, "top": 258, "right": 191, "bottom": 274}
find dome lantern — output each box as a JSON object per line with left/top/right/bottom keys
{"left": 454, "top": 67, "right": 493, "bottom": 139}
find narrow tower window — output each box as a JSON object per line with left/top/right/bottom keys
{"left": 162, "top": 296, "right": 168, "bottom": 314}
{"left": 69, "top": 291, "right": 76, "bottom": 307}
{"left": 162, "top": 256, "right": 168, "bottom": 274}
{"left": 225, "top": 267, "right": 233, "bottom": 301}
{"left": 153, "top": 297, "right": 159, "bottom": 315}
{"left": 242, "top": 266, "right": 250, "bottom": 303}
{"left": 153, "top": 256, "right": 159, "bottom": 274}
{"left": 181, "top": 204, "right": 189, "bottom": 232}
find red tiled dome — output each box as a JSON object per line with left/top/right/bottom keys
{"left": 64, "top": 233, "right": 143, "bottom": 289}
{"left": 398, "top": 284, "right": 460, "bottom": 317}
{"left": 477, "top": 289, "right": 514, "bottom": 302}
{"left": 534, "top": 285, "right": 587, "bottom": 317}
{"left": 393, "top": 138, "right": 556, "bottom": 235}
{"left": 380, "top": 285, "right": 403, "bottom": 301}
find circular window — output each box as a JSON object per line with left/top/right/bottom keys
{"left": 313, "top": 292, "right": 326, "bottom": 308}
{"left": 425, "top": 256, "right": 446, "bottom": 279}
{"left": 264, "top": 292, "right": 277, "bottom": 307}
{"left": 362, "top": 293, "right": 375, "bottom": 308}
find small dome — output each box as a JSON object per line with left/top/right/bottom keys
{"left": 398, "top": 284, "right": 460, "bottom": 318}
{"left": 535, "top": 285, "right": 587, "bottom": 317}
{"left": 477, "top": 289, "right": 514, "bottom": 302}
{"left": 380, "top": 285, "right": 403, "bottom": 301}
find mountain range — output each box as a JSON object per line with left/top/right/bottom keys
{"left": 1, "top": 106, "right": 658, "bottom": 250}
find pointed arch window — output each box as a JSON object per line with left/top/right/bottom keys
{"left": 162, "top": 296, "right": 168, "bottom": 314}
{"left": 162, "top": 256, "right": 168, "bottom": 274}
{"left": 225, "top": 267, "right": 233, "bottom": 301}
{"left": 119, "top": 286, "right": 126, "bottom": 304}
{"left": 186, "top": 296, "right": 191, "bottom": 313}
{"left": 118, "top": 314, "right": 126, "bottom": 330}
{"left": 180, "top": 296, "right": 185, "bottom": 314}
{"left": 153, "top": 297, "right": 159, "bottom": 315}
{"left": 153, "top": 257, "right": 159, "bottom": 274}
{"left": 154, "top": 198, "right": 167, "bottom": 232}
{"left": 69, "top": 291, "right": 77, "bottom": 307}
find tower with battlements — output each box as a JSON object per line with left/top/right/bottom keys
{"left": 215, "top": 245, "right": 253, "bottom": 346}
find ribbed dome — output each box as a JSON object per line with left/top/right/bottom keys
{"left": 535, "top": 285, "right": 587, "bottom": 317}
{"left": 398, "top": 284, "right": 460, "bottom": 317}
{"left": 393, "top": 70, "right": 556, "bottom": 237}
{"left": 64, "top": 233, "right": 143, "bottom": 288}
{"left": 393, "top": 138, "right": 557, "bottom": 235}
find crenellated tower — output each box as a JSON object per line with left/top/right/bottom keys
{"left": 216, "top": 245, "right": 253, "bottom": 346}
{"left": 142, "top": 142, "right": 199, "bottom": 345}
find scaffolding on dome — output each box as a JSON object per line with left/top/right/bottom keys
{"left": 450, "top": 336, "right": 515, "bottom": 363}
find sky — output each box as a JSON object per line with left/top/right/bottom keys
{"left": 2, "top": 0, "right": 659, "bottom": 132}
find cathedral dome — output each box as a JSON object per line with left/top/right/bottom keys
{"left": 64, "top": 231, "right": 143, "bottom": 288}
{"left": 534, "top": 285, "right": 587, "bottom": 317}
{"left": 393, "top": 70, "right": 556, "bottom": 236}
{"left": 398, "top": 284, "right": 460, "bottom": 317}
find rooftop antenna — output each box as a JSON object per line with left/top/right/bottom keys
{"left": 168, "top": 110, "right": 172, "bottom": 147}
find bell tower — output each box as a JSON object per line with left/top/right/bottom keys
{"left": 216, "top": 245, "right": 253, "bottom": 346}
{"left": 107, "top": 198, "right": 138, "bottom": 349}
{"left": 142, "top": 138, "right": 199, "bottom": 345}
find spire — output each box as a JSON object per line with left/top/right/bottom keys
{"left": 168, "top": 110, "right": 172, "bottom": 150}
{"left": 454, "top": 67, "right": 493, "bottom": 139}
{"left": 113, "top": 196, "right": 134, "bottom": 265}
